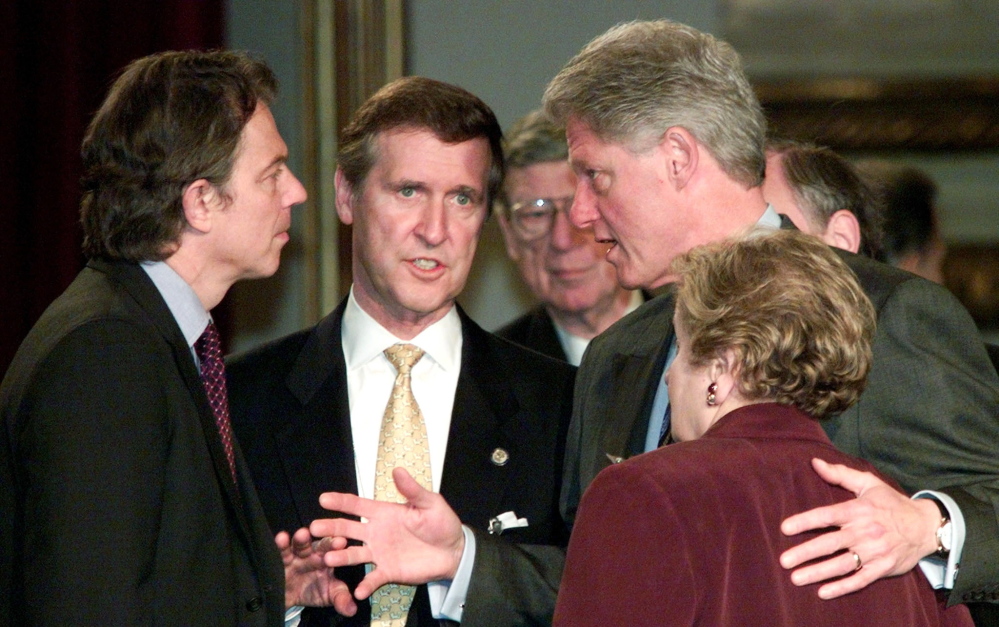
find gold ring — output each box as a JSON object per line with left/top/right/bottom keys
{"left": 852, "top": 551, "right": 862, "bottom": 572}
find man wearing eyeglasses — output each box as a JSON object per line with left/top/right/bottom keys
{"left": 495, "top": 110, "right": 641, "bottom": 366}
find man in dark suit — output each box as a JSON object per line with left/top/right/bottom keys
{"left": 494, "top": 111, "right": 639, "bottom": 365}
{"left": 542, "top": 19, "right": 999, "bottom": 612}
{"left": 1, "top": 50, "right": 351, "bottom": 626}
{"left": 228, "top": 77, "right": 575, "bottom": 627}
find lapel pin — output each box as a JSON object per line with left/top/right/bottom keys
{"left": 605, "top": 453, "right": 624, "bottom": 464}
{"left": 491, "top": 448, "right": 509, "bottom": 466}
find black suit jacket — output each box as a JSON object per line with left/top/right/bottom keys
{"left": 495, "top": 306, "right": 568, "bottom": 363}
{"left": 228, "top": 300, "right": 575, "bottom": 627}
{"left": 0, "top": 260, "right": 284, "bottom": 626}
{"left": 565, "top": 225, "right": 999, "bottom": 606}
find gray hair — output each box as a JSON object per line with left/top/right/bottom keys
{"left": 499, "top": 110, "right": 569, "bottom": 209}
{"left": 543, "top": 19, "right": 766, "bottom": 187}
{"left": 504, "top": 109, "right": 567, "bottom": 169}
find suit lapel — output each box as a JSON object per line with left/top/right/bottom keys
{"left": 280, "top": 301, "right": 358, "bottom": 526}
{"left": 92, "top": 260, "right": 252, "bottom": 536}
{"left": 607, "top": 293, "right": 677, "bottom": 459}
{"left": 528, "top": 308, "right": 569, "bottom": 363}
{"left": 439, "top": 310, "right": 519, "bottom": 529}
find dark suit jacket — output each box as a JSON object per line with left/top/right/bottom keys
{"left": 495, "top": 306, "right": 568, "bottom": 363}
{"left": 555, "top": 403, "right": 973, "bottom": 627}
{"left": 228, "top": 300, "right": 575, "bottom": 627}
{"left": 0, "top": 260, "right": 285, "bottom": 626}
{"left": 564, "top": 236, "right": 999, "bottom": 605}
{"left": 987, "top": 343, "right": 999, "bottom": 374}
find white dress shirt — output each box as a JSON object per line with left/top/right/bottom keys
{"left": 340, "top": 288, "right": 474, "bottom": 621}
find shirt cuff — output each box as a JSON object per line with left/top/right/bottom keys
{"left": 427, "top": 525, "right": 475, "bottom": 622}
{"left": 913, "top": 490, "right": 965, "bottom": 589}
{"left": 284, "top": 605, "right": 304, "bottom": 627}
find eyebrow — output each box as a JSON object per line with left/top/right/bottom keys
{"left": 259, "top": 155, "right": 288, "bottom": 178}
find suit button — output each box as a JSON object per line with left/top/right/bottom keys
{"left": 246, "top": 596, "right": 263, "bottom": 612}
{"left": 491, "top": 448, "right": 509, "bottom": 466}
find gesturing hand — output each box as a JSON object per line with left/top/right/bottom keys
{"left": 309, "top": 467, "right": 466, "bottom": 600}
{"left": 278, "top": 527, "right": 357, "bottom": 615}
{"left": 779, "top": 458, "right": 941, "bottom": 599}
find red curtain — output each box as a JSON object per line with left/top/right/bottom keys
{"left": 1, "top": 0, "right": 225, "bottom": 373}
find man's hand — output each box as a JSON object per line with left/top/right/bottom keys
{"left": 278, "top": 527, "right": 357, "bottom": 615}
{"left": 779, "top": 458, "right": 941, "bottom": 599}
{"left": 309, "top": 467, "right": 465, "bottom": 600}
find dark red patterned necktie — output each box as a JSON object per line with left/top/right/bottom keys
{"left": 194, "top": 321, "right": 237, "bottom": 484}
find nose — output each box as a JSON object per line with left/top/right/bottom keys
{"left": 284, "top": 169, "right": 308, "bottom": 207}
{"left": 416, "top": 200, "right": 447, "bottom": 247}
{"left": 549, "top": 204, "right": 586, "bottom": 251}
{"left": 569, "top": 179, "right": 599, "bottom": 230}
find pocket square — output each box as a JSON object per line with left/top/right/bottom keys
{"left": 488, "top": 511, "right": 528, "bottom": 535}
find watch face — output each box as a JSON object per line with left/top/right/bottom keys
{"left": 938, "top": 521, "right": 953, "bottom": 553}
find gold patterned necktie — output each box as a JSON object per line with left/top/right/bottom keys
{"left": 370, "top": 343, "right": 433, "bottom": 627}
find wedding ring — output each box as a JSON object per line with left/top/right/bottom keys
{"left": 851, "top": 551, "right": 862, "bottom": 571}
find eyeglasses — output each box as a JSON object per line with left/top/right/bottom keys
{"left": 507, "top": 196, "right": 574, "bottom": 241}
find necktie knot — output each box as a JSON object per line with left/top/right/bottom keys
{"left": 384, "top": 343, "right": 424, "bottom": 375}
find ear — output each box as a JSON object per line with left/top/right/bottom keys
{"left": 662, "top": 126, "right": 698, "bottom": 191}
{"left": 181, "top": 179, "right": 222, "bottom": 233}
{"left": 334, "top": 167, "right": 357, "bottom": 225}
{"left": 706, "top": 348, "right": 739, "bottom": 405}
{"left": 821, "top": 209, "right": 862, "bottom": 254}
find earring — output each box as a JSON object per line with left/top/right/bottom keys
{"left": 706, "top": 382, "right": 718, "bottom": 406}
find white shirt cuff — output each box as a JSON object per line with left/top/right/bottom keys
{"left": 913, "top": 490, "right": 965, "bottom": 589}
{"left": 427, "top": 525, "right": 475, "bottom": 622}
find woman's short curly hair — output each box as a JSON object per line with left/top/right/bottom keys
{"left": 672, "top": 229, "right": 876, "bottom": 418}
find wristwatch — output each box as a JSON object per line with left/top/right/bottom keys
{"left": 929, "top": 498, "right": 953, "bottom": 556}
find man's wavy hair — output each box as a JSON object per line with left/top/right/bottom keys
{"left": 672, "top": 229, "right": 876, "bottom": 418}
{"left": 336, "top": 76, "right": 504, "bottom": 208}
{"left": 543, "top": 19, "right": 766, "bottom": 188}
{"left": 80, "top": 50, "right": 277, "bottom": 262}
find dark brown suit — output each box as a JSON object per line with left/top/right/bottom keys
{"left": 0, "top": 260, "right": 285, "bottom": 626}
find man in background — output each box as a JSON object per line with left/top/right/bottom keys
{"left": 543, "top": 18, "right": 999, "bottom": 614}
{"left": 229, "top": 77, "right": 574, "bottom": 627}
{"left": 858, "top": 160, "right": 947, "bottom": 283}
{"left": 1, "top": 50, "right": 345, "bottom": 625}
{"left": 495, "top": 110, "right": 640, "bottom": 365}
{"left": 763, "top": 139, "right": 884, "bottom": 260}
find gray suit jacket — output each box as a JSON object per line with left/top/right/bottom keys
{"left": 564, "top": 244, "right": 999, "bottom": 606}
{"left": 229, "top": 300, "right": 575, "bottom": 626}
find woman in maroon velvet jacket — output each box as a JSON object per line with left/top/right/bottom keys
{"left": 554, "top": 230, "right": 972, "bottom": 627}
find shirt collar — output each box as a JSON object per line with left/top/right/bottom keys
{"left": 341, "top": 286, "right": 462, "bottom": 373}
{"left": 757, "top": 204, "right": 782, "bottom": 230}
{"left": 141, "top": 260, "right": 211, "bottom": 347}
